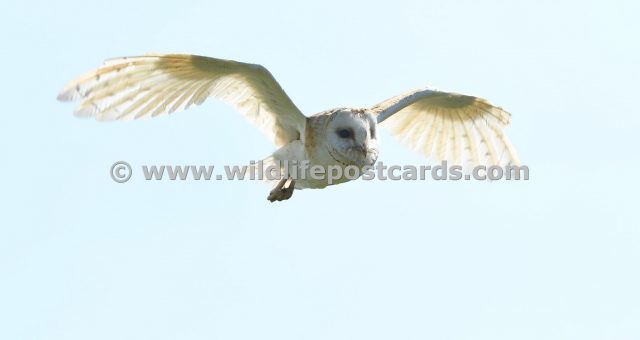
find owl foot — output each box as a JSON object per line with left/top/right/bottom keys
{"left": 267, "top": 178, "right": 295, "bottom": 202}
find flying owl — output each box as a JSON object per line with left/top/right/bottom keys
{"left": 58, "top": 54, "right": 519, "bottom": 201}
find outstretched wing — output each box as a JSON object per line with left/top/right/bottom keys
{"left": 372, "top": 87, "right": 519, "bottom": 167}
{"left": 57, "top": 54, "right": 306, "bottom": 146}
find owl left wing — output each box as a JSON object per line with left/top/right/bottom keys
{"left": 371, "top": 87, "right": 519, "bottom": 167}
{"left": 57, "top": 54, "right": 306, "bottom": 146}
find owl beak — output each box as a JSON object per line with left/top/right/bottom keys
{"left": 356, "top": 144, "right": 377, "bottom": 165}
{"left": 356, "top": 144, "right": 367, "bottom": 155}
{"left": 363, "top": 146, "right": 378, "bottom": 165}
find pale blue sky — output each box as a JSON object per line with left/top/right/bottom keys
{"left": 1, "top": 0, "right": 639, "bottom": 339}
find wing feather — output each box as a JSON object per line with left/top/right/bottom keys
{"left": 436, "top": 108, "right": 450, "bottom": 161}
{"left": 451, "top": 115, "right": 461, "bottom": 165}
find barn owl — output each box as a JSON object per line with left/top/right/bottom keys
{"left": 57, "top": 54, "right": 519, "bottom": 201}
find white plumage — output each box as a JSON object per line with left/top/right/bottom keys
{"left": 57, "top": 54, "right": 305, "bottom": 146}
{"left": 58, "top": 53, "right": 520, "bottom": 201}
{"left": 373, "top": 87, "right": 520, "bottom": 169}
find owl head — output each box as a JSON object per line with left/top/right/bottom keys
{"left": 324, "top": 108, "right": 379, "bottom": 167}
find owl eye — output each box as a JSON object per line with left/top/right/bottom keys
{"left": 337, "top": 129, "right": 352, "bottom": 139}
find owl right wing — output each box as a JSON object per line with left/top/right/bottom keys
{"left": 372, "top": 87, "right": 519, "bottom": 168}
{"left": 57, "top": 54, "right": 307, "bottom": 146}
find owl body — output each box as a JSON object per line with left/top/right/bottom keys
{"left": 271, "top": 108, "right": 379, "bottom": 189}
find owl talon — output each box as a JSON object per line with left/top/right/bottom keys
{"left": 267, "top": 178, "right": 295, "bottom": 202}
